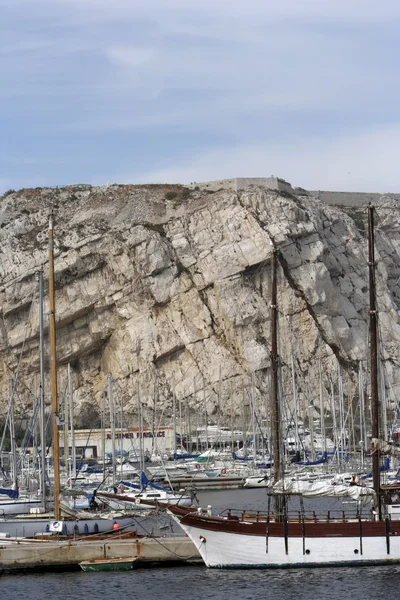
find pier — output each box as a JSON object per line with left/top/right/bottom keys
{"left": 0, "top": 535, "right": 201, "bottom": 573}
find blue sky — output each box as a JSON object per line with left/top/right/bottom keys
{"left": 1, "top": 0, "right": 400, "bottom": 194}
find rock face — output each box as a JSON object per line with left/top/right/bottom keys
{"left": 1, "top": 183, "right": 400, "bottom": 429}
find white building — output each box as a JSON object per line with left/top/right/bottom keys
{"left": 59, "top": 425, "right": 175, "bottom": 459}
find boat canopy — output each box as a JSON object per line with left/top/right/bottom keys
{"left": 118, "top": 472, "right": 173, "bottom": 493}
{"left": 295, "top": 452, "right": 328, "bottom": 466}
{"left": 273, "top": 479, "right": 376, "bottom": 505}
{"left": 0, "top": 488, "right": 19, "bottom": 499}
{"left": 173, "top": 453, "right": 200, "bottom": 460}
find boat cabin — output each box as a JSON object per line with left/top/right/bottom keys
{"left": 381, "top": 484, "right": 400, "bottom": 520}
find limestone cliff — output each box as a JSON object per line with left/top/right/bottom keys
{"left": 0, "top": 183, "right": 399, "bottom": 428}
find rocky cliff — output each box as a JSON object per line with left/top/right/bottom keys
{"left": 1, "top": 183, "right": 399, "bottom": 429}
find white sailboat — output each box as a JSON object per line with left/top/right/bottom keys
{"left": 168, "top": 207, "right": 400, "bottom": 568}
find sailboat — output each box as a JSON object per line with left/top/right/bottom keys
{"left": 0, "top": 215, "right": 140, "bottom": 538}
{"left": 96, "top": 471, "right": 193, "bottom": 511}
{"left": 167, "top": 206, "right": 400, "bottom": 568}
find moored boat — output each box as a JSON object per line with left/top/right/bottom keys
{"left": 79, "top": 557, "right": 138, "bottom": 571}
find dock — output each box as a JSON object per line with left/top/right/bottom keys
{"left": 0, "top": 535, "right": 201, "bottom": 573}
{"left": 168, "top": 475, "right": 244, "bottom": 490}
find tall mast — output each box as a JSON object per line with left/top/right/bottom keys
{"left": 9, "top": 379, "right": 18, "bottom": 490}
{"left": 49, "top": 214, "right": 61, "bottom": 520}
{"left": 108, "top": 373, "right": 116, "bottom": 486}
{"left": 368, "top": 204, "right": 381, "bottom": 518}
{"left": 67, "top": 363, "right": 76, "bottom": 484}
{"left": 271, "top": 247, "right": 281, "bottom": 484}
{"left": 38, "top": 267, "right": 47, "bottom": 510}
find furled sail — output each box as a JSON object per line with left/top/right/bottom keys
{"left": 273, "top": 479, "right": 376, "bottom": 505}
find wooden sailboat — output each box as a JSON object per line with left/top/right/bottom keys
{"left": 167, "top": 206, "right": 400, "bottom": 568}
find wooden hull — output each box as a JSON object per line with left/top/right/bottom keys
{"left": 80, "top": 557, "right": 137, "bottom": 571}
{"left": 168, "top": 505, "right": 400, "bottom": 568}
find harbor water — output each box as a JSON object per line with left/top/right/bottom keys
{"left": 2, "top": 564, "right": 400, "bottom": 600}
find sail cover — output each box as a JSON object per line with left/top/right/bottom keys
{"left": 273, "top": 479, "right": 376, "bottom": 505}
{"left": 0, "top": 488, "right": 19, "bottom": 499}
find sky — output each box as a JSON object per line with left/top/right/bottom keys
{"left": 1, "top": 0, "right": 400, "bottom": 194}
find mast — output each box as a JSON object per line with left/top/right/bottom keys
{"left": 38, "top": 267, "right": 47, "bottom": 509}
{"left": 49, "top": 214, "right": 61, "bottom": 521}
{"left": 9, "top": 379, "right": 18, "bottom": 491}
{"left": 119, "top": 396, "right": 123, "bottom": 479}
{"left": 67, "top": 363, "right": 76, "bottom": 484}
{"left": 108, "top": 373, "right": 116, "bottom": 486}
{"left": 172, "top": 375, "right": 177, "bottom": 457}
{"left": 368, "top": 204, "right": 381, "bottom": 519}
{"left": 101, "top": 391, "right": 106, "bottom": 481}
{"left": 270, "top": 246, "right": 281, "bottom": 484}
{"left": 137, "top": 381, "right": 144, "bottom": 476}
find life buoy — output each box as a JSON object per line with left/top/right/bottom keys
{"left": 220, "top": 468, "right": 227, "bottom": 475}
{"left": 195, "top": 463, "right": 201, "bottom": 470}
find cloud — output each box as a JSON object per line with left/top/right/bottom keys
{"left": 106, "top": 47, "right": 157, "bottom": 69}
{"left": 14, "top": 0, "right": 400, "bottom": 24}
{"left": 1, "top": 0, "right": 400, "bottom": 192}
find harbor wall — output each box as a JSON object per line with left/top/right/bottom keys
{"left": 0, "top": 536, "right": 200, "bottom": 572}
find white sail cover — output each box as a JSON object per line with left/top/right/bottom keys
{"left": 273, "top": 479, "right": 376, "bottom": 505}
{"left": 372, "top": 437, "right": 400, "bottom": 457}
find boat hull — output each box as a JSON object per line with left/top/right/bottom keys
{"left": 168, "top": 506, "right": 400, "bottom": 568}
{"left": 80, "top": 557, "right": 137, "bottom": 571}
{"left": 0, "top": 514, "right": 139, "bottom": 539}
{"left": 97, "top": 490, "right": 192, "bottom": 511}
{"left": 0, "top": 499, "right": 44, "bottom": 516}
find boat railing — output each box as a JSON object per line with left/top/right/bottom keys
{"left": 219, "top": 508, "right": 374, "bottom": 523}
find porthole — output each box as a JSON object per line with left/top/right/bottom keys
{"left": 305, "top": 549, "right": 310, "bottom": 555}
{"left": 354, "top": 549, "right": 359, "bottom": 554}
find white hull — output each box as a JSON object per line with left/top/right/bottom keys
{"left": 243, "top": 476, "right": 269, "bottom": 488}
{"left": 168, "top": 503, "right": 400, "bottom": 569}
{"left": 172, "top": 520, "right": 400, "bottom": 568}
{"left": 0, "top": 499, "right": 44, "bottom": 516}
{"left": 98, "top": 490, "right": 192, "bottom": 511}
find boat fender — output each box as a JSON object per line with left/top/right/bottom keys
{"left": 84, "top": 523, "right": 89, "bottom": 534}
{"left": 94, "top": 523, "right": 99, "bottom": 533}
